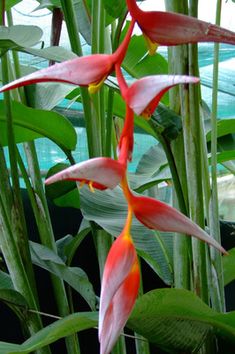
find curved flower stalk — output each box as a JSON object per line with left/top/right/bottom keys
{"left": 121, "top": 176, "right": 227, "bottom": 255}
{"left": 0, "top": 19, "right": 135, "bottom": 95}
{"left": 116, "top": 64, "right": 200, "bottom": 119}
{"left": 126, "top": 0, "right": 235, "bottom": 53}
{"left": 99, "top": 208, "right": 140, "bottom": 354}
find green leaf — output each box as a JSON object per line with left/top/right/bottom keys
{"left": 207, "top": 119, "right": 235, "bottom": 141}
{"left": 80, "top": 186, "right": 173, "bottom": 285}
{"left": 22, "top": 46, "right": 77, "bottom": 62}
{"left": 74, "top": 0, "right": 91, "bottom": 45}
{"left": 34, "top": 0, "right": 61, "bottom": 10}
{"left": 223, "top": 248, "right": 235, "bottom": 285}
{"left": 30, "top": 241, "right": 96, "bottom": 310}
{"left": 45, "top": 163, "right": 80, "bottom": 208}
{"left": 25, "top": 81, "right": 76, "bottom": 111}
{"left": 0, "top": 312, "right": 98, "bottom": 353}
{"left": 103, "top": 0, "right": 126, "bottom": 18}
{"left": 0, "top": 101, "right": 77, "bottom": 153}
{"left": 208, "top": 150, "right": 235, "bottom": 165}
{"left": 152, "top": 103, "right": 183, "bottom": 141}
{"left": 5, "top": 0, "right": 22, "bottom": 10}
{"left": 56, "top": 227, "right": 91, "bottom": 265}
{"left": 129, "top": 143, "right": 171, "bottom": 192}
{"left": 128, "top": 288, "right": 235, "bottom": 352}
{"left": 0, "top": 288, "right": 28, "bottom": 309}
{"left": 0, "top": 270, "right": 13, "bottom": 289}
{"left": 0, "top": 25, "right": 42, "bottom": 50}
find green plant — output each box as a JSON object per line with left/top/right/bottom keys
{"left": 1, "top": 0, "right": 235, "bottom": 353}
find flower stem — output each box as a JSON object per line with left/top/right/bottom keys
{"left": 60, "top": 0, "right": 95, "bottom": 157}
{"left": 209, "top": 0, "right": 225, "bottom": 312}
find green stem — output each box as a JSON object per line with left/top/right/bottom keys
{"left": 0, "top": 167, "right": 50, "bottom": 354}
{"left": 154, "top": 128, "right": 192, "bottom": 289}
{"left": 209, "top": 0, "right": 225, "bottom": 312}
{"left": 105, "top": 89, "right": 114, "bottom": 157}
{"left": 60, "top": 0, "right": 95, "bottom": 157}
{"left": 90, "top": 0, "right": 105, "bottom": 156}
{"left": 186, "top": 0, "right": 209, "bottom": 304}
{"left": 165, "top": 0, "right": 192, "bottom": 291}
{"left": 1, "top": 51, "right": 40, "bottom": 297}
{"left": 23, "top": 141, "right": 80, "bottom": 354}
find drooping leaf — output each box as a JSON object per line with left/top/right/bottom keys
{"left": 80, "top": 186, "right": 173, "bottom": 285}
{"left": 0, "top": 25, "right": 43, "bottom": 50}
{"left": 0, "top": 312, "right": 98, "bottom": 353}
{"left": 30, "top": 241, "right": 96, "bottom": 309}
{"left": 128, "top": 288, "right": 235, "bottom": 352}
{"left": 0, "top": 101, "right": 77, "bottom": 153}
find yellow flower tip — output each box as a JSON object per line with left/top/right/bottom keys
{"left": 140, "top": 106, "right": 152, "bottom": 120}
{"left": 88, "top": 76, "right": 106, "bottom": 94}
{"left": 78, "top": 180, "right": 86, "bottom": 189}
{"left": 143, "top": 34, "right": 158, "bottom": 56}
{"left": 140, "top": 111, "right": 152, "bottom": 120}
{"left": 130, "top": 259, "right": 139, "bottom": 274}
{"left": 88, "top": 180, "right": 95, "bottom": 193}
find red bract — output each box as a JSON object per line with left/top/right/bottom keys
{"left": 130, "top": 193, "right": 227, "bottom": 255}
{"left": 99, "top": 210, "right": 140, "bottom": 354}
{"left": 45, "top": 157, "right": 126, "bottom": 191}
{"left": 124, "top": 75, "right": 200, "bottom": 119}
{"left": 120, "top": 177, "right": 227, "bottom": 255}
{"left": 0, "top": 19, "right": 135, "bottom": 94}
{"left": 126, "top": 0, "right": 235, "bottom": 49}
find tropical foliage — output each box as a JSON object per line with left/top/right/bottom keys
{"left": 0, "top": 0, "right": 235, "bottom": 353}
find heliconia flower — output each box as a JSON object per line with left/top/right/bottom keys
{"left": 126, "top": 0, "right": 235, "bottom": 53}
{"left": 45, "top": 157, "right": 126, "bottom": 191}
{"left": 116, "top": 64, "right": 199, "bottom": 119}
{"left": 121, "top": 177, "right": 227, "bottom": 255}
{"left": 0, "top": 19, "right": 135, "bottom": 95}
{"left": 99, "top": 209, "right": 140, "bottom": 354}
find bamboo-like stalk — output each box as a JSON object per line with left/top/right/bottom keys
{"left": 164, "top": 0, "right": 191, "bottom": 290}
{"left": 23, "top": 141, "right": 80, "bottom": 354}
{"left": 90, "top": 0, "right": 105, "bottom": 156}
{"left": 60, "top": 0, "right": 95, "bottom": 158}
{"left": 209, "top": 0, "right": 225, "bottom": 312}
{"left": 0, "top": 106, "right": 47, "bottom": 349}
{"left": 5, "top": 9, "right": 80, "bottom": 352}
